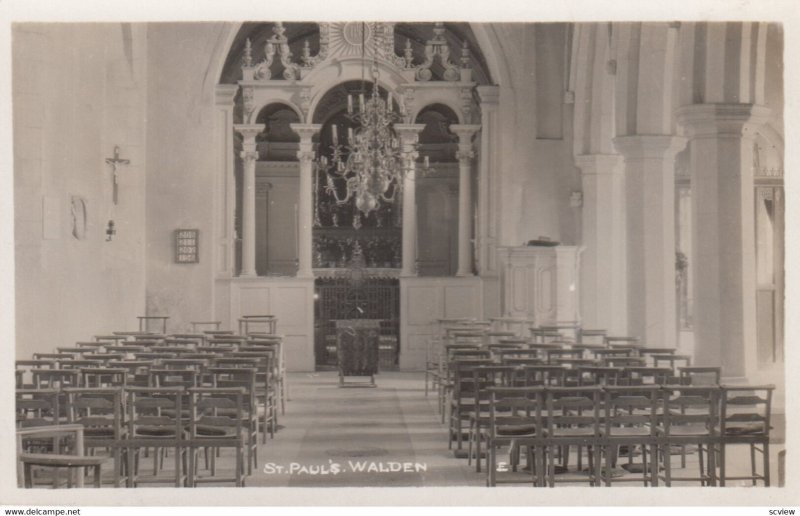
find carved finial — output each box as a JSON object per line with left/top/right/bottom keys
{"left": 460, "top": 40, "right": 470, "bottom": 69}
{"left": 243, "top": 38, "right": 253, "bottom": 67}
{"left": 273, "top": 22, "right": 286, "bottom": 39}
{"left": 433, "top": 22, "right": 446, "bottom": 40}
{"left": 302, "top": 39, "right": 311, "bottom": 63}
{"left": 404, "top": 38, "right": 414, "bottom": 67}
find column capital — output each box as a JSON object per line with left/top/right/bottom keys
{"left": 574, "top": 154, "right": 623, "bottom": 175}
{"left": 297, "top": 150, "right": 315, "bottom": 163}
{"left": 450, "top": 124, "right": 482, "bottom": 143}
{"left": 456, "top": 149, "right": 475, "bottom": 163}
{"left": 234, "top": 124, "right": 263, "bottom": 141}
{"left": 215, "top": 84, "right": 239, "bottom": 107}
{"left": 477, "top": 85, "right": 500, "bottom": 105}
{"left": 394, "top": 123, "right": 426, "bottom": 141}
{"left": 613, "top": 135, "right": 687, "bottom": 161}
{"left": 676, "top": 103, "right": 771, "bottom": 139}
{"left": 289, "top": 123, "right": 322, "bottom": 142}
{"left": 240, "top": 150, "right": 259, "bottom": 163}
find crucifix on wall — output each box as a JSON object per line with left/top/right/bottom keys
{"left": 105, "top": 146, "right": 130, "bottom": 205}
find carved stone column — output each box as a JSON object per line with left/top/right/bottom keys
{"left": 614, "top": 135, "right": 686, "bottom": 348}
{"left": 451, "top": 124, "right": 481, "bottom": 277}
{"left": 677, "top": 103, "right": 770, "bottom": 378}
{"left": 477, "top": 86, "right": 500, "bottom": 277}
{"left": 234, "top": 124, "right": 262, "bottom": 277}
{"left": 395, "top": 124, "right": 426, "bottom": 277}
{"left": 290, "top": 123, "right": 322, "bottom": 278}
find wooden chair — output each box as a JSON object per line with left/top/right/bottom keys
{"left": 657, "top": 385, "right": 720, "bottom": 486}
{"left": 16, "top": 361, "right": 57, "bottom": 388}
{"left": 604, "top": 336, "right": 641, "bottom": 348}
{"left": 79, "top": 368, "right": 128, "bottom": 388}
{"left": 17, "top": 425, "right": 106, "bottom": 488}
{"left": 578, "top": 329, "right": 607, "bottom": 345}
{"left": 16, "top": 389, "right": 60, "bottom": 428}
{"left": 32, "top": 369, "right": 81, "bottom": 389}
{"left": 679, "top": 366, "right": 722, "bottom": 386}
{"left": 578, "top": 366, "right": 623, "bottom": 387}
{"left": 187, "top": 387, "right": 246, "bottom": 487}
{"left": 57, "top": 359, "right": 105, "bottom": 370}
{"left": 138, "top": 315, "right": 169, "bottom": 334}
{"left": 543, "top": 386, "right": 602, "bottom": 486}
{"left": 227, "top": 351, "right": 280, "bottom": 441}
{"left": 125, "top": 386, "right": 188, "bottom": 487}
{"left": 206, "top": 367, "right": 259, "bottom": 474}
{"left": 466, "top": 365, "right": 519, "bottom": 472}
{"left": 486, "top": 386, "right": 546, "bottom": 487}
{"left": 238, "top": 315, "right": 277, "bottom": 336}
{"left": 653, "top": 354, "right": 692, "bottom": 370}
{"left": 190, "top": 321, "right": 222, "bottom": 333}
{"left": 448, "top": 359, "right": 493, "bottom": 454}
{"left": 718, "top": 384, "right": 775, "bottom": 486}
{"left": 240, "top": 339, "right": 286, "bottom": 415}
{"left": 600, "top": 385, "right": 660, "bottom": 486}
{"left": 93, "top": 335, "right": 128, "bottom": 344}
{"left": 64, "top": 387, "right": 126, "bottom": 487}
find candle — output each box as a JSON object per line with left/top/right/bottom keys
{"left": 348, "top": 127, "right": 354, "bottom": 143}
{"left": 424, "top": 156, "right": 430, "bottom": 168}
{"left": 399, "top": 93, "right": 406, "bottom": 115}
{"left": 347, "top": 94, "right": 353, "bottom": 114}
{"left": 331, "top": 124, "right": 338, "bottom": 145}
{"left": 359, "top": 93, "right": 365, "bottom": 111}
{"left": 387, "top": 92, "right": 393, "bottom": 111}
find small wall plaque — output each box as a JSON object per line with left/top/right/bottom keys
{"left": 175, "top": 229, "right": 199, "bottom": 263}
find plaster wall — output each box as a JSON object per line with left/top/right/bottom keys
{"left": 13, "top": 23, "right": 148, "bottom": 356}
{"left": 144, "top": 23, "right": 230, "bottom": 332}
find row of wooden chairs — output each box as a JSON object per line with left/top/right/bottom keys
{"left": 480, "top": 383, "right": 774, "bottom": 487}
{"left": 17, "top": 383, "right": 256, "bottom": 487}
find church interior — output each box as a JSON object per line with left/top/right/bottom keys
{"left": 9, "top": 19, "right": 789, "bottom": 495}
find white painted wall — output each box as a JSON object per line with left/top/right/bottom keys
{"left": 13, "top": 23, "right": 148, "bottom": 356}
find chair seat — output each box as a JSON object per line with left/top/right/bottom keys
{"left": 497, "top": 424, "right": 538, "bottom": 437}
{"left": 725, "top": 423, "right": 767, "bottom": 436}
{"left": 135, "top": 427, "right": 180, "bottom": 437}
{"left": 195, "top": 425, "right": 237, "bottom": 438}
{"left": 552, "top": 427, "right": 596, "bottom": 437}
{"left": 83, "top": 427, "right": 116, "bottom": 438}
{"left": 656, "top": 424, "right": 710, "bottom": 436}
{"left": 606, "top": 426, "right": 652, "bottom": 437}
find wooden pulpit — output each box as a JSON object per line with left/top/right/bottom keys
{"left": 334, "top": 319, "right": 380, "bottom": 387}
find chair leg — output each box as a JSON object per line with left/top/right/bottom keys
{"left": 707, "top": 443, "right": 717, "bottom": 486}
{"left": 763, "top": 442, "right": 771, "bottom": 487}
{"left": 476, "top": 428, "right": 483, "bottom": 473}
{"left": 698, "top": 444, "right": 705, "bottom": 486}
{"left": 488, "top": 439, "right": 496, "bottom": 487}
{"left": 719, "top": 442, "right": 726, "bottom": 486}
{"left": 750, "top": 444, "right": 758, "bottom": 486}
{"left": 649, "top": 444, "right": 659, "bottom": 487}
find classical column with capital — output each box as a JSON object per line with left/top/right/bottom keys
{"left": 234, "top": 124, "right": 262, "bottom": 277}
{"left": 614, "top": 135, "right": 686, "bottom": 349}
{"left": 290, "top": 123, "right": 322, "bottom": 278}
{"left": 394, "top": 124, "right": 426, "bottom": 277}
{"left": 677, "top": 104, "right": 770, "bottom": 378}
{"left": 477, "top": 86, "right": 500, "bottom": 277}
{"left": 451, "top": 124, "right": 481, "bottom": 277}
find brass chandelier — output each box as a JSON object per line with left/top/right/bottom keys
{"left": 315, "top": 23, "right": 430, "bottom": 224}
